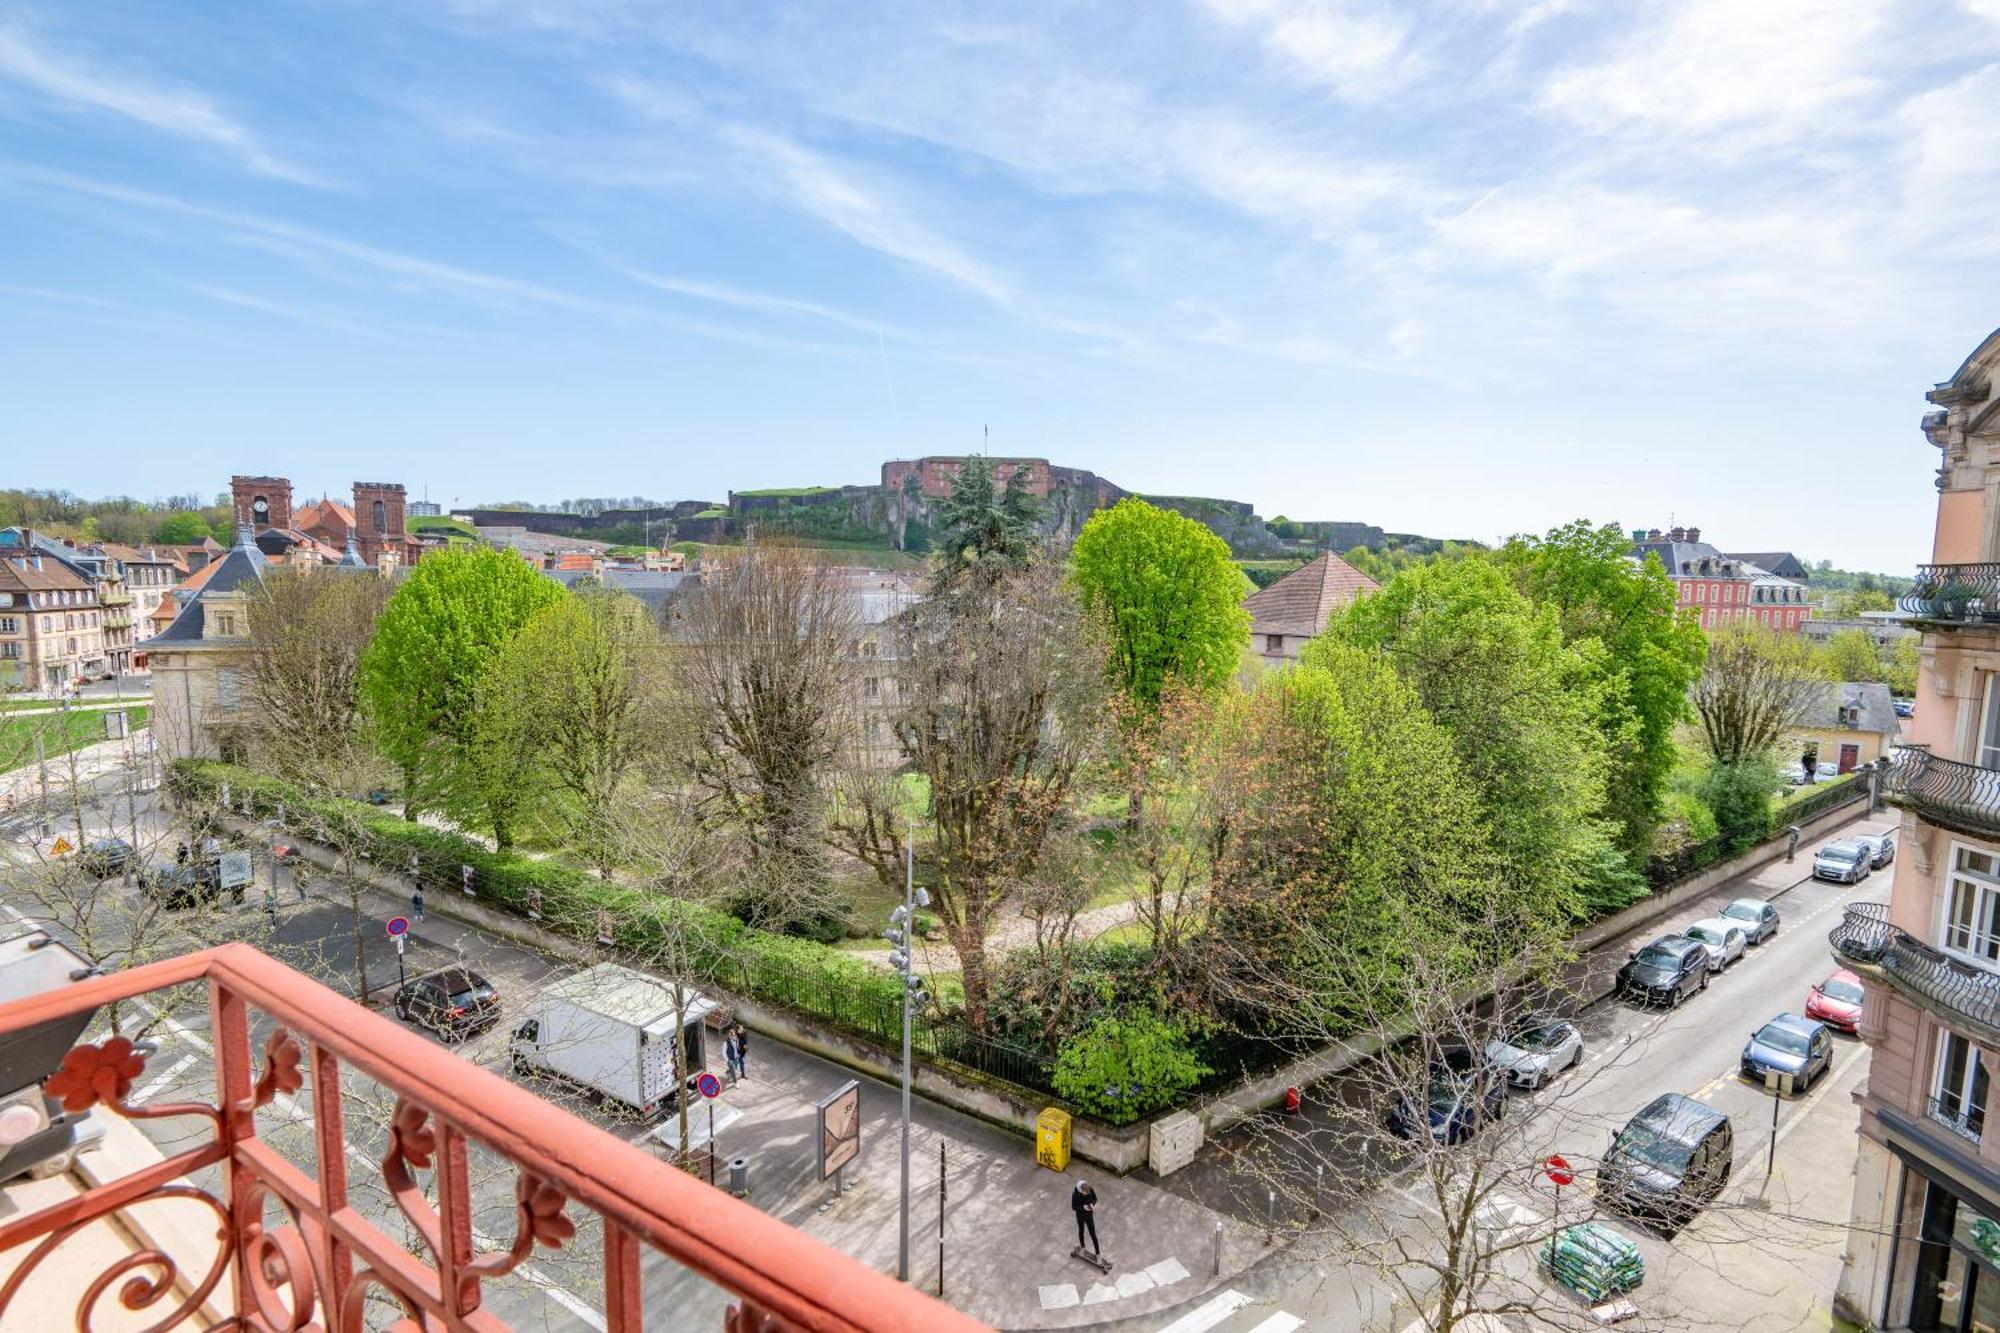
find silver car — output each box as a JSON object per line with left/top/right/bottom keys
{"left": 1814, "top": 840, "right": 1873, "bottom": 884}
{"left": 1684, "top": 919, "right": 1748, "bottom": 972}
{"left": 1857, "top": 830, "right": 1897, "bottom": 869}
{"left": 1483, "top": 1018, "right": 1583, "bottom": 1091}
{"left": 1720, "top": 897, "right": 1780, "bottom": 944}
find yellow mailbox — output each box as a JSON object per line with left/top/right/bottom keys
{"left": 1036, "top": 1106, "right": 1072, "bottom": 1171}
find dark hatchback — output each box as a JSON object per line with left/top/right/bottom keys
{"left": 1599, "top": 1093, "right": 1734, "bottom": 1230}
{"left": 394, "top": 968, "right": 501, "bottom": 1042}
{"left": 77, "top": 838, "right": 134, "bottom": 878}
{"left": 1617, "top": 936, "right": 1710, "bottom": 1008}
{"left": 1388, "top": 1047, "right": 1506, "bottom": 1145}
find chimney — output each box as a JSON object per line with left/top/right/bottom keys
{"left": 1686, "top": 526, "right": 1701, "bottom": 543}
{"left": 1669, "top": 526, "right": 1686, "bottom": 542}
{"left": 231, "top": 475, "right": 293, "bottom": 532}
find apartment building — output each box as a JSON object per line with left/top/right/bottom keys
{"left": 1630, "top": 526, "right": 1813, "bottom": 631}
{"left": 0, "top": 549, "right": 106, "bottom": 692}
{"left": 1834, "top": 327, "right": 2000, "bottom": 1329}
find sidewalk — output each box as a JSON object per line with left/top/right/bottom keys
{"left": 256, "top": 829, "right": 1271, "bottom": 1331}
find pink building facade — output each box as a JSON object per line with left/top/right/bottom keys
{"left": 1835, "top": 328, "right": 2000, "bottom": 1329}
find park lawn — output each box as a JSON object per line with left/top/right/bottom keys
{"left": 0, "top": 705, "right": 148, "bottom": 772}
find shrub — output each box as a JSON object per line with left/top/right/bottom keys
{"left": 1698, "top": 755, "right": 1780, "bottom": 852}
{"left": 1051, "top": 1012, "right": 1210, "bottom": 1126}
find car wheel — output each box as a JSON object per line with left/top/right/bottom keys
{"left": 1669, "top": 986, "right": 1682, "bottom": 1009}
{"left": 1569, "top": 1045, "right": 1584, "bottom": 1070}
{"left": 1699, "top": 972, "right": 1710, "bottom": 993}
{"left": 395, "top": 1001, "right": 410, "bottom": 1022}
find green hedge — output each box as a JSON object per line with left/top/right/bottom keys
{"left": 169, "top": 760, "right": 911, "bottom": 1039}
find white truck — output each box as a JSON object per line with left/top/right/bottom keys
{"left": 507, "top": 963, "right": 716, "bottom": 1118}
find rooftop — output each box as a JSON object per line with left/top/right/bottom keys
{"left": 1241, "top": 551, "right": 1379, "bottom": 637}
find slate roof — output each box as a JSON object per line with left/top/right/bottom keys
{"left": 1241, "top": 552, "right": 1379, "bottom": 638}
{"left": 151, "top": 524, "right": 267, "bottom": 644}
{"left": 1726, "top": 551, "right": 1810, "bottom": 581}
{"left": 1631, "top": 536, "right": 1751, "bottom": 580}
{"left": 1798, "top": 681, "right": 1902, "bottom": 738}
{"left": 544, "top": 567, "right": 694, "bottom": 620}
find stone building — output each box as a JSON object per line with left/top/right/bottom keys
{"left": 1240, "top": 552, "right": 1378, "bottom": 667}
{"left": 147, "top": 524, "right": 268, "bottom": 762}
{"left": 0, "top": 542, "right": 106, "bottom": 692}
{"left": 229, "top": 475, "right": 423, "bottom": 570}
{"left": 1832, "top": 326, "right": 2000, "bottom": 1328}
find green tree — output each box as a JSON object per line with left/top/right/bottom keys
{"left": 1072, "top": 498, "right": 1248, "bottom": 708}
{"left": 1819, "top": 627, "right": 1885, "bottom": 683}
{"left": 358, "top": 547, "right": 566, "bottom": 845}
{"left": 1051, "top": 1013, "right": 1210, "bottom": 1125}
{"left": 153, "top": 511, "right": 216, "bottom": 544}
{"left": 1495, "top": 522, "right": 1707, "bottom": 858}
{"left": 479, "top": 589, "right": 674, "bottom": 874}
{"left": 931, "top": 457, "right": 1040, "bottom": 591}
{"left": 1691, "top": 624, "right": 1824, "bottom": 765}
{"left": 1324, "top": 558, "right": 1613, "bottom": 923}
{"left": 1886, "top": 635, "right": 1919, "bottom": 697}
{"left": 1829, "top": 588, "right": 1895, "bottom": 619}
{"left": 1700, "top": 754, "right": 1782, "bottom": 851}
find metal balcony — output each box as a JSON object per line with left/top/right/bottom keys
{"left": 1881, "top": 747, "right": 2000, "bottom": 840}
{"left": 1831, "top": 902, "right": 2000, "bottom": 1045}
{"left": 0, "top": 943, "right": 981, "bottom": 1332}
{"left": 1901, "top": 563, "right": 2000, "bottom": 625}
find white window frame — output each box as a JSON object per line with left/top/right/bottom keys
{"left": 1981, "top": 676, "right": 2000, "bottom": 771}
{"left": 1942, "top": 842, "right": 2000, "bottom": 968}
{"left": 1934, "top": 1027, "right": 1990, "bottom": 1137}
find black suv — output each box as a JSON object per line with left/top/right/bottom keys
{"left": 1599, "top": 1093, "right": 1734, "bottom": 1231}
{"left": 76, "top": 838, "right": 133, "bottom": 879}
{"left": 394, "top": 968, "right": 501, "bottom": 1042}
{"left": 1616, "top": 936, "right": 1710, "bottom": 1008}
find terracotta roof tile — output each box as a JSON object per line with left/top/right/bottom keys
{"left": 1241, "top": 552, "right": 1379, "bottom": 638}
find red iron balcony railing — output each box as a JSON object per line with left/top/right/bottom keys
{"left": 0, "top": 942, "right": 985, "bottom": 1332}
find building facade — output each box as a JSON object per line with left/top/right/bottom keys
{"left": 1787, "top": 681, "right": 1903, "bottom": 777}
{"left": 1240, "top": 552, "right": 1379, "bottom": 667}
{"left": 147, "top": 525, "right": 267, "bottom": 762}
{"left": 1631, "top": 526, "right": 1812, "bottom": 631}
{"left": 0, "top": 548, "right": 105, "bottom": 692}
{"left": 1835, "top": 327, "right": 2000, "bottom": 1330}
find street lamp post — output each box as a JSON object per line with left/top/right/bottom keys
{"left": 884, "top": 837, "right": 931, "bottom": 1283}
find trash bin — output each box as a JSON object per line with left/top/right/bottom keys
{"left": 727, "top": 1155, "right": 749, "bottom": 1195}
{"left": 1036, "top": 1107, "right": 1071, "bottom": 1172}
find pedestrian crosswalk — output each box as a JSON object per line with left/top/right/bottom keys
{"left": 1151, "top": 1288, "right": 1308, "bottom": 1333}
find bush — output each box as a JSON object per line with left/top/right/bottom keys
{"left": 1699, "top": 755, "right": 1780, "bottom": 853}
{"left": 1052, "top": 1012, "right": 1210, "bottom": 1126}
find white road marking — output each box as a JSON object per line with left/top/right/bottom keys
{"left": 1040, "top": 1283, "right": 1081, "bottom": 1310}
{"left": 1246, "top": 1314, "right": 1304, "bottom": 1333}
{"left": 129, "top": 1053, "right": 197, "bottom": 1106}
{"left": 1155, "top": 1289, "right": 1254, "bottom": 1333}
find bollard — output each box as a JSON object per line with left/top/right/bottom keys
{"left": 1314, "top": 1163, "right": 1324, "bottom": 1218}
{"left": 1212, "top": 1221, "right": 1223, "bottom": 1277}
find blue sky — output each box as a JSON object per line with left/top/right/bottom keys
{"left": 3, "top": 1, "right": 1997, "bottom": 571}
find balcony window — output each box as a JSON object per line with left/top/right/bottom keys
{"left": 1981, "top": 677, "right": 2000, "bottom": 772}
{"left": 1933, "top": 1029, "right": 1991, "bottom": 1142}
{"left": 1944, "top": 846, "right": 2000, "bottom": 965}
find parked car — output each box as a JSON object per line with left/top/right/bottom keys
{"left": 1617, "top": 936, "right": 1711, "bottom": 1008}
{"left": 1599, "top": 1093, "right": 1734, "bottom": 1229}
{"left": 1741, "top": 1013, "right": 1834, "bottom": 1090}
{"left": 1813, "top": 840, "right": 1874, "bottom": 884}
{"left": 75, "top": 838, "right": 133, "bottom": 879}
{"left": 1788, "top": 760, "right": 1840, "bottom": 785}
{"left": 1388, "top": 1047, "right": 1506, "bottom": 1144}
{"left": 1683, "top": 919, "right": 1747, "bottom": 972}
{"left": 1804, "top": 970, "right": 1866, "bottom": 1035}
{"left": 1484, "top": 1018, "right": 1583, "bottom": 1091}
{"left": 1857, "top": 829, "right": 1898, "bottom": 869}
{"left": 1893, "top": 698, "right": 1915, "bottom": 718}
{"left": 139, "top": 861, "right": 240, "bottom": 910}
{"left": 394, "top": 967, "right": 501, "bottom": 1043}
{"left": 1720, "top": 897, "right": 1780, "bottom": 945}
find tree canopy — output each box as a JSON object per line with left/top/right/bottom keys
{"left": 1691, "top": 623, "right": 1824, "bottom": 764}
{"left": 358, "top": 546, "right": 566, "bottom": 843}
{"left": 931, "top": 457, "right": 1041, "bottom": 591}
{"left": 1071, "top": 498, "right": 1249, "bottom": 709}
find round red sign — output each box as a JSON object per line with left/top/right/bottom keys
{"left": 695, "top": 1072, "right": 722, "bottom": 1100}
{"left": 1543, "top": 1153, "right": 1575, "bottom": 1187}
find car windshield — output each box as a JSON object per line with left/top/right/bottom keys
{"left": 1426, "top": 1071, "right": 1468, "bottom": 1108}
{"left": 1613, "top": 1123, "right": 1691, "bottom": 1173}
{"left": 1822, "top": 977, "right": 1865, "bottom": 1004}
{"left": 1507, "top": 1024, "right": 1563, "bottom": 1051}
{"left": 1821, "top": 847, "right": 1861, "bottom": 864}
{"left": 1756, "top": 1023, "right": 1811, "bottom": 1055}
{"left": 1688, "top": 927, "right": 1719, "bottom": 945}
{"left": 1635, "top": 946, "right": 1681, "bottom": 968}
{"left": 449, "top": 983, "right": 493, "bottom": 1006}
{"left": 1723, "top": 902, "right": 1762, "bottom": 922}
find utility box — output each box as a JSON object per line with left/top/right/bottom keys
{"left": 1036, "top": 1107, "right": 1072, "bottom": 1172}
{"left": 1149, "top": 1109, "right": 1203, "bottom": 1176}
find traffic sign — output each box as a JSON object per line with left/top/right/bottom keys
{"left": 386, "top": 916, "right": 410, "bottom": 938}
{"left": 1543, "top": 1154, "right": 1575, "bottom": 1188}
{"left": 49, "top": 836, "right": 72, "bottom": 856}
{"left": 696, "top": 1072, "right": 722, "bottom": 1100}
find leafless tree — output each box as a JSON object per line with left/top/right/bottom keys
{"left": 1691, "top": 624, "right": 1825, "bottom": 765}
{"left": 244, "top": 565, "right": 392, "bottom": 784}
{"left": 834, "top": 563, "right": 1109, "bottom": 1034}
{"left": 673, "top": 547, "right": 859, "bottom": 926}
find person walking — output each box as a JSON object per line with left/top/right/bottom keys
{"left": 411, "top": 885, "right": 425, "bottom": 925}
{"left": 723, "top": 1029, "right": 742, "bottom": 1086}
{"left": 730, "top": 1024, "right": 749, "bottom": 1080}
{"left": 1071, "top": 1180, "right": 1101, "bottom": 1257}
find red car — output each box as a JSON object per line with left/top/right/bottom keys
{"left": 1805, "top": 969, "right": 1865, "bottom": 1034}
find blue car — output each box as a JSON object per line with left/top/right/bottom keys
{"left": 1389, "top": 1048, "right": 1506, "bottom": 1144}
{"left": 1741, "top": 1013, "right": 1834, "bottom": 1091}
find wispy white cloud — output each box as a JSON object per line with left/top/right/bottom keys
{"left": 1198, "top": 0, "right": 1426, "bottom": 102}
{"left": 0, "top": 25, "right": 329, "bottom": 186}
{"left": 719, "top": 126, "right": 1016, "bottom": 309}
{"left": 609, "top": 263, "right": 910, "bottom": 340}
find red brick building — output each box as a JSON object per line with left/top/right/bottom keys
{"left": 1631, "top": 525, "right": 1811, "bottom": 631}
{"left": 881, "top": 456, "right": 1053, "bottom": 499}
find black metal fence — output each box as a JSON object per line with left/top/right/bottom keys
{"left": 1830, "top": 901, "right": 2000, "bottom": 1038}
{"left": 1900, "top": 562, "right": 2000, "bottom": 623}
{"left": 1645, "top": 771, "right": 1870, "bottom": 887}
{"left": 1881, "top": 747, "right": 2000, "bottom": 838}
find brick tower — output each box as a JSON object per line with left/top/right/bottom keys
{"left": 352, "top": 482, "right": 408, "bottom": 569}
{"left": 230, "top": 475, "right": 293, "bottom": 532}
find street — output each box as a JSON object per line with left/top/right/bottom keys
{"left": 0, "top": 737, "right": 1887, "bottom": 1332}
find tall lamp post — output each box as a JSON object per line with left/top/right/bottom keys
{"left": 884, "top": 839, "right": 931, "bottom": 1282}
